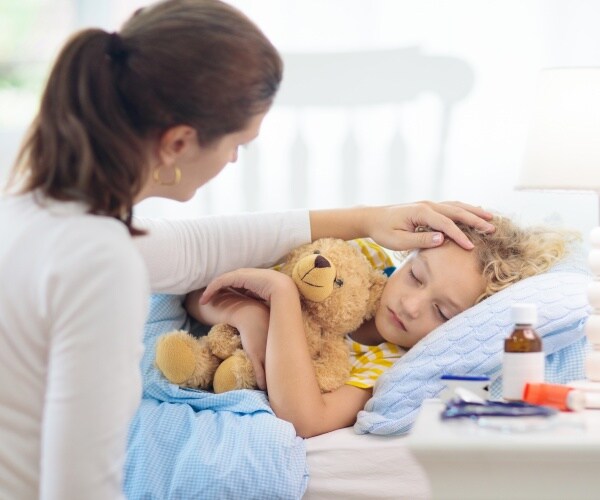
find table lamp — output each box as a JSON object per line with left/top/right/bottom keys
{"left": 517, "top": 67, "right": 600, "bottom": 394}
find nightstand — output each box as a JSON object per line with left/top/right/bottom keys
{"left": 405, "top": 399, "right": 600, "bottom": 500}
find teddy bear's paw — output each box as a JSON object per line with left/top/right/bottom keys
{"left": 155, "top": 331, "right": 220, "bottom": 388}
{"left": 207, "top": 324, "right": 242, "bottom": 359}
{"left": 212, "top": 350, "right": 256, "bottom": 393}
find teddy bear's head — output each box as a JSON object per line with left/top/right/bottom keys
{"left": 279, "top": 238, "right": 387, "bottom": 336}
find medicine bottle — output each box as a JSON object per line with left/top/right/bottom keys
{"left": 502, "top": 303, "right": 544, "bottom": 401}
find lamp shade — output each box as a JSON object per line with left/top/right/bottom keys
{"left": 517, "top": 67, "right": 600, "bottom": 192}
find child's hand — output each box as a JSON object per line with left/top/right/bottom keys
{"left": 201, "top": 269, "right": 299, "bottom": 391}
{"left": 229, "top": 301, "right": 270, "bottom": 391}
{"left": 200, "top": 268, "right": 298, "bottom": 306}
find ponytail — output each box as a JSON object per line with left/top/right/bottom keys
{"left": 9, "top": 29, "right": 147, "bottom": 233}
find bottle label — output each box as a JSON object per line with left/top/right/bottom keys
{"left": 502, "top": 352, "right": 545, "bottom": 400}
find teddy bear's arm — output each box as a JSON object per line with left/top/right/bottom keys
{"left": 155, "top": 331, "right": 220, "bottom": 388}
{"left": 311, "top": 340, "right": 352, "bottom": 393}
{"left": 206, "top": 324, "right": 241, "bottom": 359}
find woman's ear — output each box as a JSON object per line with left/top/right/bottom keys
{"left": 156, "top": 125, "right": 197, "bottom": 166}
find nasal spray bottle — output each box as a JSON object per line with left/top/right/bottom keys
{"left": 502, "top": 303, "right": 544, "bottom": 401}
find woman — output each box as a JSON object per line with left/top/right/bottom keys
{"left": 0, "top": 0, "right": 492, "bottom": 498}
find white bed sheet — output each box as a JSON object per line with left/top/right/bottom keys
{"left": 304, "top": 427, "right": 431, "bottom": 499}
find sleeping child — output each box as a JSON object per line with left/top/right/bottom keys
{"left": 189, "top": 215, "right": 575, "bottom": 437}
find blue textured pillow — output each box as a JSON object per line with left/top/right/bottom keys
{"left": 354, "top": 261, "right": 591, "bottom": 436}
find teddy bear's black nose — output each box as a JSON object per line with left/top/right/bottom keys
{"left": 314, "top": 255, "right": 331, "bottom": 268}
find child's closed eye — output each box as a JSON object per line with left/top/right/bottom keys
{"left": 435, "top": 305, "right": 449, "bottom": 322}
{"left": 409, "top": 266, "right": 449, "bottom": 321}
{"left": 409, "top": 269, "right": 421, "bottom": 284}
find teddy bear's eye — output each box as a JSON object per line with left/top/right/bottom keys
{"left": 334, "top": 277, "right": 344, "bottom": 287}
{"left": 313, "top": 250, "right": 321, "bottom": 255}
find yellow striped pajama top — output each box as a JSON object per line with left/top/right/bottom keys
{"left": 345, "top": 336, "right": 407, "bottom": 389}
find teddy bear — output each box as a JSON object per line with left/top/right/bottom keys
{"left": 154, "top": 238, "right": 388, "bottom": 393}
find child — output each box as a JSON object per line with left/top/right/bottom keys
{"left": 189, "top": 215, "right": 574, "bottom": 437}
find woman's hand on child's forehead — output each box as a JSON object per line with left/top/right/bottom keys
{"left": 366, "top": 201, "right": 495, "bottom": 252}
{"left": 435, "top": 201, "right": 495, "bottom": 230}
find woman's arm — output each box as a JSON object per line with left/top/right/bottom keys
{"left": 134, "top": 210, "right": 310, "bottom": 294}
{"left": 200, "top": 268, "right": 375, "bottom": 437}
{"left": 310, "top": 202, "right": 494, "bottom": 251}
{"left": 135, "top": 201, "right": 493, "bottom": 294}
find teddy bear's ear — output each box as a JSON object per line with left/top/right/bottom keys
{"left": 365, "top": 269, "right": 387, "bottom": 319}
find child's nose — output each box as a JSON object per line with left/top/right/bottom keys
{"left": 402, "top": 295, "right": 422, "bottom": 320}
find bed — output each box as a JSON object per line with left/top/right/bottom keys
{"left": 124, "top": 253, "right": 590, "bottom": 499}
{"left": 305, "top": 427, "right": 430, "bottom": 499}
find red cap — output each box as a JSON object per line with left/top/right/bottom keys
{"left": 523, "top": 382, "right": 582, "bottom": 411}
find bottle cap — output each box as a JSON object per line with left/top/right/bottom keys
{"left": 522, "top": 382, "right": 547, "bottom": 404}
{"left": 511, "top": 303, "right": 537, "bottom": 325}
{"left": 523, "top": 382, "right": 585, "bottom": 411}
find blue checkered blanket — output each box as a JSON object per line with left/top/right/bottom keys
{"left": 124, "top": 294, "right": 308, "bottom": 500}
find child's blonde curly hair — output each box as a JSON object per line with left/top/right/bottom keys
{"left": 458, "top": 216, "right": 579, "bottom": 303}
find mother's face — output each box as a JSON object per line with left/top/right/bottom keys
{"left": 139, "top": 111, "right": 268, "bottom": 203}
{"left": 174, "top": 111, "right": 268, "bottom": 201}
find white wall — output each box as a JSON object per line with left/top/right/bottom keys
{"left": 229, "top": 0, "right": 599, "bottom": 233}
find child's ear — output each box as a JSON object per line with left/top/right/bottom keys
{"left": 366, "top": 271, "right": 387, "bottom": 319}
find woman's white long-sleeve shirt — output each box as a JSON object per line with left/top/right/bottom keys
{"left": 0, "top": 192, "right": 310, "bottom": 500}
{"left": 133, "top": 210, "right": 309, "bottom": 294}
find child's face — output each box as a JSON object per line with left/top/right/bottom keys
{"left": 375, "top": 242, "right": 487, "bottom": 349}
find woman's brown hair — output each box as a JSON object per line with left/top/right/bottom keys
{"left": 7, "top": 0, "right": 283, "bottom": 233}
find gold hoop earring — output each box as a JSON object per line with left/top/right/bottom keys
{"left": 153, "top": 165, "right": 182, "bottom": 186}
